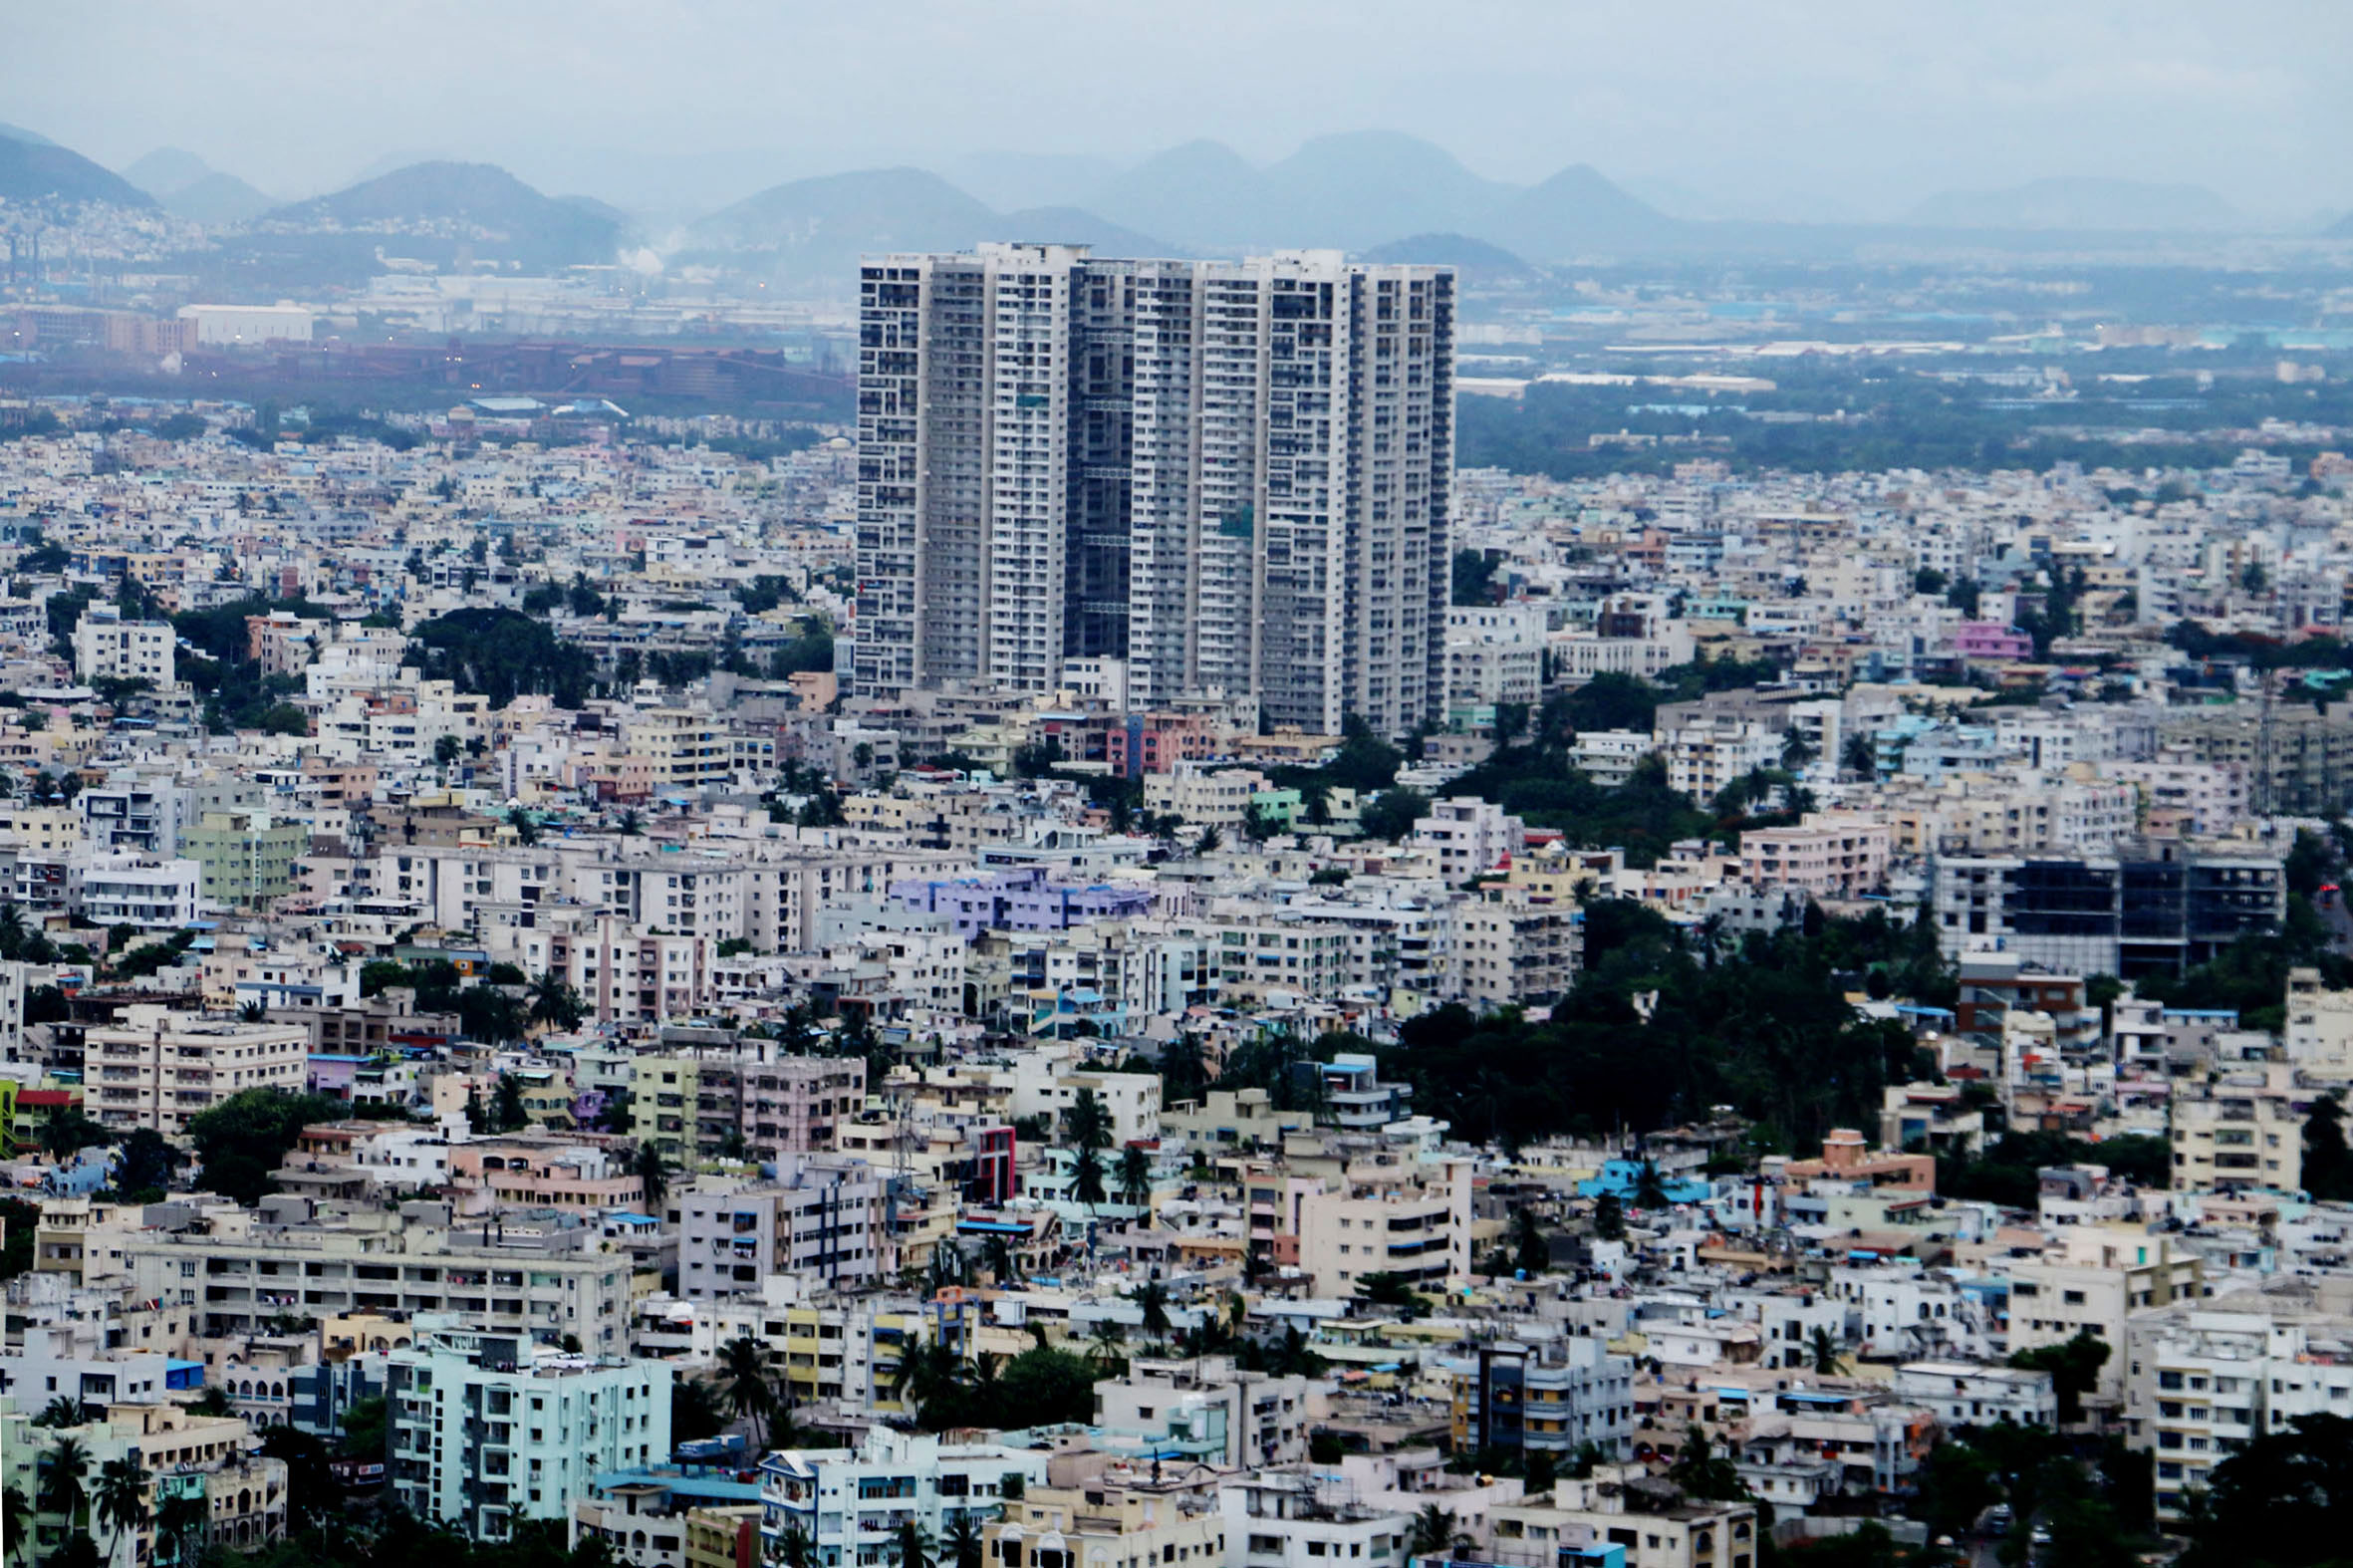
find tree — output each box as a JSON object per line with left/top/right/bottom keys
{"left": 432, "top": 733, "right": 462, "bottom": 778}
{"left": 776, "top": 1524, "right": 818, "bottom": 1568}
{"left": 1451, "top": 548, "right": 1500, "bottom": 607}
{"left": 1512, "top": 1206, "right": 1550, "bottom": 1275}
{"left": 634, "top": 1143, "right": 670, "bottom": 1213}
{"left": 671, "top": 1379, "right": 727, "bottom": 1445}
{"left": 1072, "top": 1147, "right": 1107, "bottom": 1209}
{"left": 718, "top": 1335, "right": 776, "bottom": 1448}
{"left": 1064, "top": 1089, "right": 1112, "bottom": 1153}
{"left": 2185, "top": 1412, "right": 2353, "bottom": 1568}
{"left": 33, "top": 1396, "right": 86, "bottom": 1428}
{"left": 892, "top": 1519, "right": 936, "bottom": 1568}
{"left": 1, "top": 1485, "right": 29, "bottom": 1567}
{"left": 152, "top": 1488, "right": 206, "bottom": 1568}
{"left": 1355, "top": 1272, "right": 1427, "bottom": 1320}
{"left": 1632, "top": 1160, "right": 1670, "bottom": 1209}
{"left": 337, "top": 1393, "right": 388, "bottom": 1460}
{"left": 1667, "top": 1426, "right": 1750, "bottom": 1503}
{"left": 1809, "top": 1324, "right": 1847, "bottom": 1376}
{"left": 528, "top": 971, "right": 587, "bottom": 1033}
{"left": 941, "top": 1511, "right": 985, "bottom": 1568}
{"left": 2011, "top": 1328, "right": 2110, "bottom": 1426}
{"left": 39, "top": 1436, "right": 90, "bottom": 1531}
{"left": 185, "top": 1089, "right": 342, "bottom": 1206}
{"left": 1409, "top": 1504, "right": 1469, "bottom": 1558}
{"left": 507, "top": 805, "right": 540, "bottom": 846}
{"left": 257, "top": 1426, "right": 340, "bottom": 1526}
{"left": 50, "top": 1536, "right": 100, "bottom": 1568}
{"left": 1357, "top": 788, "right": 1429, "bottom": 844}
{"left": 492, "top": 1074, "right": 528, "bottom": 1133}
{"left": 1133, "top": 1280, "right": 1173, "bottom": 1349}
{"left": 1591, "top": 1191, "right": 1625, "bottom": 1241}
{"left": 1117, "top": 1144, "right": 1152, "bottom": 1212}
{"left": 2304, "top": 1092, "right": 2353, "bottom": 1201}
{"left": 617, "top": 808, "right": 645, "bottom": 836}
{"left": 94, "top": 1456, "right": 146, "bottom": 1563}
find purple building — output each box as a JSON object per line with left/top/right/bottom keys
{"left": 889, "top": 865, "right": 1153, "bottom": 940}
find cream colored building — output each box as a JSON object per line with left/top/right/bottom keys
{"left": 2170, "top": 1063, "right": 2301, "bottom": 1194}
{"left": 1294, "top": 1155, "right": 1473, "bottom": 1298}
{"left": 81, "top": 1003, "right": 309, "bottom": 1135}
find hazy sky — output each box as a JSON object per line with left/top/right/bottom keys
{"left": 10, "top": 0, "right": 2348, "bottom": 221}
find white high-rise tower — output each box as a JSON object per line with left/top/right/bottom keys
{"left": 852, "top": 244, "right": 1454, "bottom": 738}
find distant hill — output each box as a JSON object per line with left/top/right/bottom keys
{"left": 685, "top": 166, "right": 1188, "bottom": 281}
{"left": 1361, "top": 232, "right": 1535, "bottom": 282}
{"left": 0, "top": 132, "right": 153, "bottom": 207}
{"left": 556, "top": 193, "right": 634, "bottom": 229}
{"left": 0, "top": 122, "right": 58, "bottom": 146}
{"left": 162, "top": 171, "right": 277, "bottom": 225}
{"left": 1084, "top": 134, "right": 1674, "bottom": 258}
{"left": 123, "top": 146, "right": 215, "bottom": 196}
{"left": 1087, "top": 140, "right": 1275, "bottom": 251}
{"left": 264, "top": 161, "right": 625, "bottom": 266}
{"left": 688, "top": 166, "right": 995, "bottom": 256}
{"left": 1258, "top": 131, "right": 1517, "bottom": 250}
{"left": 1480, "top": 163, "right": 1681, "bottom": 259}
{"left": 1907, "top": 177, "right": 2241, "bottom": 231}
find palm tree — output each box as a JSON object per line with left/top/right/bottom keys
{"left": 1632, "top": 1160, "right": 1670, "bottom": 1210}
{"left": 892, "top": 1518, "right": 936, "bottom": 1568}
{"left": 237, "top": 999, "right": 268, "bottom": 1023}
{"left": 1133, "top": 1281, "right": 1172, "bottom": 1350}
{"left": 1117, "top": 1145, "right": 1152, "bottom": 1213}
{"left": 633, "top": 1142, "right": 669, "bottom": 1213}
{"left": 1409, "top": 1503, "right": 1467, "bottom": 1559}
{"left": 941, "top": 1511, "right": 985, "bottom": 1568}
{"left": 527, "top": 970, "right": 587, "bottom": 1032}
{"left": 154, "top": 1490, "right": 206, "bottom": 1568}
{"left": 775, "top": 1522, "right": 817, "bottom": 1568}
{"left": 33, "top": 1397, "right": 84, "bottom": 1429}
{"left": 1808, "top": 1325, "right": 1847, "bottom": 1376}
{"left": 0, "top": 902, "right": 24, "bottom": 961}
{"left": 94, "top": 1457, "right": 147, "bottom": 1567}
{"left": 617, "top": 808, "right": 644, "bottom": 836}
{"left": 39, "top": 1437, "right": 90, "bottom": 1533}
{"left": 1072, "top": 1146, "right": 1107, "bottom": 1210}
{"left": 2, "top": 1485, "right": 32, "bottom": 1567}
{"left": 1086, "top": 1319, "right": 1128, "bottom": 1370}
{"left": 717, "top": 1335, "right": 776, "bottom": 1448}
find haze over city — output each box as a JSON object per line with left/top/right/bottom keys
{"left": 10, "top": 0, "right": 2351, "bottom": 224}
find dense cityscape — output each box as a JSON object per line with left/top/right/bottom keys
{"left": 1, "top": 11, "right": 2352, "bottom": 1568}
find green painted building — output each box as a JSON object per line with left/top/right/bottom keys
{"left": 181, "top": 809, "right": 308, "bottom": 911}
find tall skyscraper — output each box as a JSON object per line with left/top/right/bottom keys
{"left": 852, "top": 244, "right": 1453, "bottom": 738}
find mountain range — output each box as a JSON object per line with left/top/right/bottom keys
{"left": 0, "top": 119, "right": 2343, "bottom": 285}
{"left": 686, "top": 134, "right": 1683, "bottom": 275}
{"left": 0, "top": 122, "right": 152, "bottom": 207}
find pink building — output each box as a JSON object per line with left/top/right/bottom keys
{"left": 1954, "top": 622, "right": 2034, "bottom": 660}
{"left": 447, "top": 1139, "right": 645, "bottom": 1213}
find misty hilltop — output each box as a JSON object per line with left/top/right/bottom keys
{"left": 261, "top": 160, "right": 628, "bottom": 267}
{"left": 0, "top": 123, "right": 153, "bottom": 208}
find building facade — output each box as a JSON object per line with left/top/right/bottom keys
{"left": 852, "top": 244, "right": 1454, "bottom": 737}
